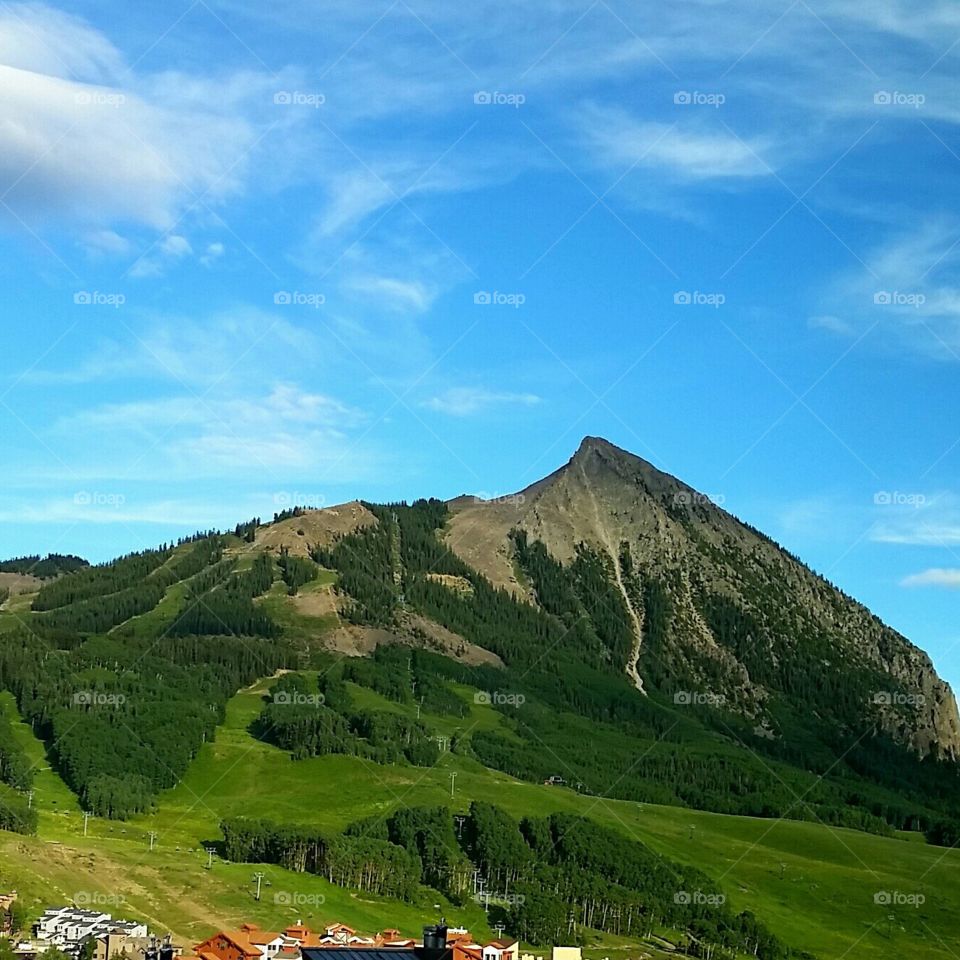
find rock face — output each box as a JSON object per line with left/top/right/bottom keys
{"left": 445, "top": 436, "right": 960, "bottom": 759}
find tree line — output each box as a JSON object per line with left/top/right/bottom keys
{"left": 278, "top": 549, "right": 318, "bottom": 595}
{"left": 0, "top": 555, "right": 87, "bottom": 579}
{"left": 220, "top": 801, "right": 812, "bottom": 959}
{"left": 168, "top": 551, "right": 279, "bottom": 637}
{"left": 221, "top": 816, "right": 420, "bottom": 900}
{"left": 255, "top": 672, "right": 440, "bottom": 767}
{"left": 32, "top": 539, "right": 224, "bottom": 635}
{"left": 313, "top": 500, "right": 960, "bottom": 837}
{"left": 0, "top": 624, "right": 288, "bottom": 818}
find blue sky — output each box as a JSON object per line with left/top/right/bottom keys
{"left": 2, "top": 1, "right": 960, "bottom": 685}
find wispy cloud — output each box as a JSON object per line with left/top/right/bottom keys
{"left": 343, "top": 275, "right": 438, "bottom": 313}
{"left": 44, "top": 383, "right": 372, "bottom": 482}
{"left": 581, "top": 106, "right": 774, "bottom": 181}
{"left": 23, "top": 309, "right": 320, "bottom": 387}
{"left": 423, "top": 387, "right": 541, "bottom": 416}
{"left": 809, "top": 314, "right": 856, "bottom": 336}
{"left": 901, "top": 568, "right": 960, "bottom": 589}
{"left": 817, "top": 219, "right": 960, "bottom": 358}
{"left": 0, "top": 4, "right": 304, "bottom": 233}
{"left": 870, "top": 492, "right": 960, "bottom": 546}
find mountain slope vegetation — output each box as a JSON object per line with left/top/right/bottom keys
{"left": 1, "top": 437, "right": 959, "bottom": 958}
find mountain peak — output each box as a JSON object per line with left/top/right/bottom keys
{"left": 573, "top": 435, "right": 627, "bottom": 459}
{"left": 565, "top": 435, "right": 680, "bottom": 495}
{"left": 444, "top": 436, "right": 960, "bottom": 761}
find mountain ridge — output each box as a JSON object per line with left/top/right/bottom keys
{"left": 444, "top": 435, "right": 960, "bottom": 759}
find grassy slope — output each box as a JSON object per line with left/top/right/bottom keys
{"left": 0, "top": 566, "right": 958, "bottom": 959}
{"left": 0, "top": 678, "right": 958, "bottom": 959}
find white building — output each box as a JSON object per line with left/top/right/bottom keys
{"left": 32, "top": 908, "right": 148, "bottom": 956}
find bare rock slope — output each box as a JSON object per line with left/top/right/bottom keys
{"left": 445, "top": 436, "right": 960, "bottom": 759}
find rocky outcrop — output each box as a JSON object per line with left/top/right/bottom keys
{"left": 445, "top": 436, "right": 960, "bottom": 760}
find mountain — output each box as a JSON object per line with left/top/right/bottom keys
{"left": 4, "top": 436, "right": 960, "bottom": 960}
{"left": 445, "top": 436, "right": 960, "bottom": 759}
{"left": 7, "top": 436, "right": 960, "bottom": 960}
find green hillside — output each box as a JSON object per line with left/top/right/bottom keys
{"left": 1, "top": 677, "right": 958, "bottom": 960}
{"left": 1, "top": 492, "right": 960, "bottom": 960}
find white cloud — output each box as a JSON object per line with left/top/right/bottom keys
{"left": 809, "top": 314, "right": 855, "bottom": 336}
{"left": 581, "top": 106, "right": 773, "bottom": 180}
{"left": 423, "top": 387, "right": 541, "bottom": 416}
{"left": 316, "top": 171, "right": 398, "bottom": 238}
{"left": 344, "top": 275, "right": 437, "bottom": 313}
{"left": 26, "top": 309, "right": 321, "bottom": 387}
{"left": 0, "top": 4, "right": 125, "bottom": 82}
{"left": 820, "top": 220, "right": 960, "bottom": 358}
{"left": 870, "top": 492, "right": 960, "bottom": 545}
{"left": 873, "top": 525, "right": 960, "bottom": 546}
{"left": 0, "top": 4, "right": 305, "bottom": 234}
{"left": 81, "top": 229, "right": 132, "bottom": 257}
{"left": 129, "top": 233, "right": 196, "bottom": 277}
{"left": 200, "top": 241, "right": 225, "bottom": 267}
{"left": 50, "top": 383, "right": 368, "bottom": 480}
{"left": 160, "top": 235, "right": 192, "bottom": 258}
{"left": 0, "top": 496, "right": 245, "bottom": 526}
{"left": 901, "top": 568, "right": 960, "bottom": 589}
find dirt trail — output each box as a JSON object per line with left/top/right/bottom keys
{"left": 578, "top": 462, "right": 646, "bottom": 694}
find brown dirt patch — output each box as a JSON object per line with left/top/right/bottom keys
{"left": 323, "top": 614, "right": 503, "bottom": 669}
{"left": 254, "top": 500, "right": 377, "bottom": 558}
{"left": 0, "top": 572, "right": 42, "bottom": 597}
{"left": 424, "top": 573, "right": 474, "bottom": 595}
{"left": 292, "top": 584, "right": 339, "bottom": 619}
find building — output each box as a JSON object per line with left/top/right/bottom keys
{"left": 301, "top": 921, "right": 452, "bottom": 960}
{"left": 31, "top": 908, "right": 149, "bottom": 957}
{"left": 194, "top": 930, "right": 263, "bottom": 960}
{"left": 481, "top": 941, "right": 519, "bottom": 960}
{"left": 93, "top": 933, "right": 186, "bottom": 960}
{"left": 195, "top": 923, "right": 424, "bottom": 960}
{"left": 203, "top": 920, "right": 575, "bottom": 960}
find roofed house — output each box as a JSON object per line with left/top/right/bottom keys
{"left": 482, "top": 941, "right": 518, "bottom": 960}
{"left": 302, "top": 921, "right": 451, "bottom": 960}
{"left": 194, "top": 930, "right": 263, "bottom": 960}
